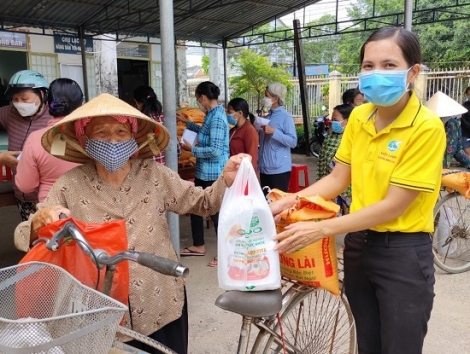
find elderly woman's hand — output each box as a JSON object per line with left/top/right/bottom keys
{"left": 30, "top": 205, "right": 71, "bottom": 242}
{"left": 222, "top": 154, "right": 252, "bottom": 187}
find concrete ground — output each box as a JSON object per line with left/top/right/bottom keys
{"left": 1, "top": 153, "right": 469, "bottom": 353}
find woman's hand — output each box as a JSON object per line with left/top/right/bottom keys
{"left": 222, "top": 153, "right": 252, "bottom": 187}
{"left": 176, "top": 112, "right": 189, "bottom": 124}
{"left": 273, "top": 220, "right": 329, "bottom": 254}
{"left": 262, "top": 125, "right": 275, "bottom": 135}
{"left": 180, "top": 138, "right": 193, "bottom": 151}
{"left": 0, "top": 151, "right": 21, "bottom": 168}
{"left": 30, "top": 205, "right": 71, "bottom": 241}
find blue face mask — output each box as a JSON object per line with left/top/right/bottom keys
{"left": 227, "top": 113, "right": 237, "bottom": 126}
{"left": 358, "top": 68, "right": 411, "bottom": 107}
{"left": 331, "top": 121, "right": 345, "bottom": 134}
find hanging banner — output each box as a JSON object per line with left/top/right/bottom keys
{"left": 0, "top": 31, "right": 27, "bottom": 49}
{"left": 53, "top": 32, "right": 93, "bottom": 55}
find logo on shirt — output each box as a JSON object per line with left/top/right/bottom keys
{"left": 387, "top": 140, "right": 402, "bottom": 152}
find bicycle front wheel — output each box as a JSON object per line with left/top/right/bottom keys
{"left": 252, "top": 285, "right": 356, "bottom": 354}
{"left": 432, "top": 192, "right": 470, "bottom": 273}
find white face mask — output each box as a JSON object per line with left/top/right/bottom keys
{"left": 13, "top": 100, "right": 40, "bottom": 117}
{"left": 196, "top": 100, "right": 205, "bottom": 112}
{"left": 263, "top": 97, "right": 273, "bottom": 109}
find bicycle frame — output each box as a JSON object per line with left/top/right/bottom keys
{"left": 32, "top": 219, "right": 188, "bottom": 354}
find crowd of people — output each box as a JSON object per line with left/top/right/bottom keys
{"left": 2, "top": 25, "right": 469, "bottom": 354}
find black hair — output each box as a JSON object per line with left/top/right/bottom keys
{"left": 228, "top": 97, "right": 255, "bottom": 124}
{"left": 360, "top": 27, "right": 421, "bottom": 67}
{"left": 465, "top": 87, "right": 470, "bottom": 95}
{"left": 47, "top": 78, "right": 83, "bottom": 117}
{"left": 333, "top": 103, "right": 354, "bottom": 120}
{"left": 195, "top": 81, "right": 220, "bottom": 100}
{"left": 133, "top": 85, "right": 163, "bottom": 118}
{"left": 462, "top": 101, "right": 470, "bottom": 119}
{"left": 342, "top": 88, "right": 362, "bottom": 105}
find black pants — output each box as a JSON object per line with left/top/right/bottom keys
{"left": 126, "top": 289, "right": 189, "bottom": 354}
{"left": 344, "top": 230, "right": 435, "bottom": 354}
{"left": 190, "top": 178, "right": 219, "bottom": 246}
{"left": 260, "top": 171, "right": 291, "bottom": 195}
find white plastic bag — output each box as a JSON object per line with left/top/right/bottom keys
{"left": 217, "top": 158, "right": 281, "bottom": 291}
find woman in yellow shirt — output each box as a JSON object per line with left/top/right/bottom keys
{"left": 270, "top": 27, "right": 445, "bottom": 354}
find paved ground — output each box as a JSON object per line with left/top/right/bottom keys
{"left": 1, "top": 153, "right": 469, "bottom": 353}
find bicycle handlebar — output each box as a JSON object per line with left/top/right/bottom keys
{"left": 35, "top": 218, "right": 189, "bottom": 278}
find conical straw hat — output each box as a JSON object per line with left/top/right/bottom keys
{"left": 424, "top": 91, "right": 467, "bottom": 118}
{"left": 41, "top": 93, "right": 170, "bottom": 163}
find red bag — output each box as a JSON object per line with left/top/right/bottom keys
{"left": 19, "top": 218, "right": 130, "bottom": 305}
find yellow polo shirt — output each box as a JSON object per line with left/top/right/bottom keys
{"left": 335, "top": 91, "right": 446, "bottom": 232}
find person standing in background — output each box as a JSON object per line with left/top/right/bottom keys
{"left": 463, "top": 86, "right": 470, "bottom": 102}
{"left": 316, "top": 103, "right": 354, "bottom": 214}
{"left": 177, "top": 81, "right": 229, "bottom": 258}
{"left": 16, "top": 78, "right": 83, "bottom": 202}
{"left": 133, "top": 85, "right": 168, "bottom": 164}
{"left": 460, "top": 101, "right": 470, "bottom": 157}
{"left": 0, "top": 70, "right": 50, "bottom": 220}
{"left": 258, "top": 82, "right": 297, "bottom": 193}
{"left": 342, "top": 88, "right": 365, "bottom": 106}
{"left": 227, "top": 97, "right": 259, "bottom": 174}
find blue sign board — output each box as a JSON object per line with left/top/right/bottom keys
{"left": 0, "top": 31, "right": 27, "bottom": 49}
{"left": 53, "top": 32, "right": 93, "bottom": 55}
{"left": 290, "top": 65, "right": 329, "bottom": 76}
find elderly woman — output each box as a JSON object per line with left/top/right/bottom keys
{"left": 258, "top": 82, "right": 297, "bottom": 193}
{"left": 14, "top": 93, "right": 246, "bottom": 354}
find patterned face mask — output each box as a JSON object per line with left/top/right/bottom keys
{"left": 85, "top": 138, "right": 138, "bottom": 172}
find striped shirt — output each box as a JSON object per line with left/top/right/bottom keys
{"left": 0, "top": 104, "right": 52, "bottom": 202}
{"left": 187, "top": 104, "right": 229, "bottom": 181}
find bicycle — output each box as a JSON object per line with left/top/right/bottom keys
{"left": 0, "top": 219, "right": 188, "bottom": 354}
{"left": 431, "top": 170, "right": 470, "bottom": 273}
{"left": 216, "top": 277, "right": 357, "bottom": 354}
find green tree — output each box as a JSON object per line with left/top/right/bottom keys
{"left": 201, "top": 54, "right": 209, "bottom": 74}
{"left": 227, "top": 23, "right": 295, "bottom": 66}
{"left": 230, "top": 49, "right": 292, "bottom": 110}
{"left": 337, "top": 0, "right": 470, "bottom": 71}
{"left": 302, "top": 14, "right": 340, "bottom": 66}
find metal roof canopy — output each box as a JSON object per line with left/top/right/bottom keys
{"left": 0, "top": 0, "right": 321, "bottom": 44}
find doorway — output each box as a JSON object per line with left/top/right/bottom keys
{"left": 117, "top": 59, "right": 149, "bottom": 106}
{"left": 0, "top": 50, "right": 28, "bottom": 106}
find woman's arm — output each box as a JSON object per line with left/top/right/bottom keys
{"left": 274, "top": 185, "right": 420, "bottom": 254}
{"left": 245, "top": 128, "right": 259, "bottom": 173}
{"left": 270, "top": 162, "right": 352, "bottom": 216}
{"left": 270, "top": 116, "right": 298, "bottom": 148}
{"left": 192, "top": 116, "right": 227, "bottom": 159}
{"left": 15, "top": 138, "right": 40, "bottom": 194}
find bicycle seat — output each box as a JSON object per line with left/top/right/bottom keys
{"left": 215, "top": 289, "right": 282, "bottom": 317}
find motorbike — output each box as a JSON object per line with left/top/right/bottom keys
{"left": 309, "top": 114, "right": 330, "bottom": 158}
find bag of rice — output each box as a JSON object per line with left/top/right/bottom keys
{"left": 268, "top": 189, "right": 341, "bottom": 295}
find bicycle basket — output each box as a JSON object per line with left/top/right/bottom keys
{"left": 0, "top": 262, "right": 127, "bottom": 354}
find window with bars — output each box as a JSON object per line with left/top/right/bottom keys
{"left": 30, "top": 54, "right": 57, "bottom": 84}
{"left": 151, "top": 62, "right": 163, "bottom": 101}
